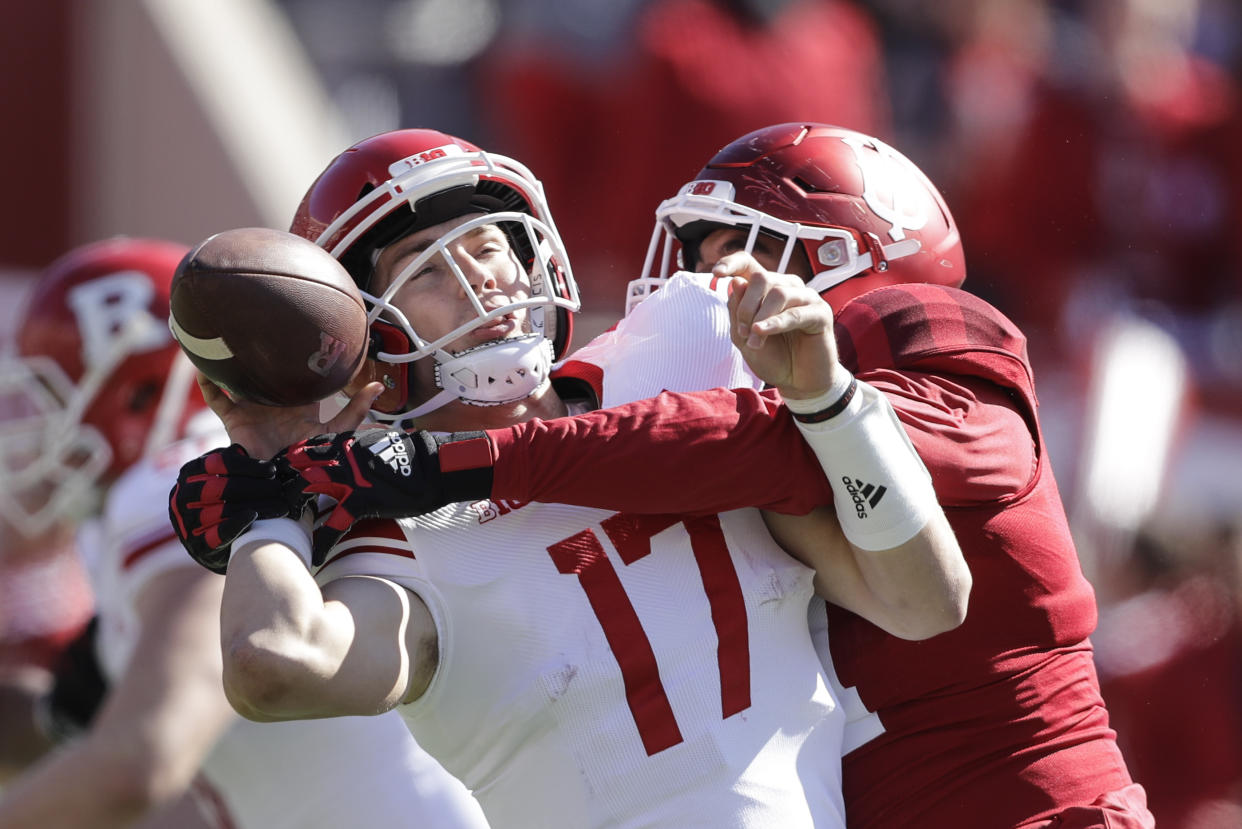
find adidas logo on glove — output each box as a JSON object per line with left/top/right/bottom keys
{"left": 368, "top": 431, "right": 413, "bottom": 477}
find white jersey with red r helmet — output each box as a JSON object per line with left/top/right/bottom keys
{"left": 86, "top": 418, "right": 489, "bottom": 829}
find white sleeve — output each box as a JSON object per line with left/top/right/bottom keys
{"left": 569, "top": 272, "right": 763, "bottom": 407}
{"left": 313, "top": 520, "right": 451, "bottom": 714}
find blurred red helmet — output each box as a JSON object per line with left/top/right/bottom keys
{"left": 290, "top": 129, "right": 579, "bottom": 421}
{"left": 0, "top": 238, "right": 204, "bottom": 536}
{"left": 633, "top": 123, "right": 965, "bottom": 312}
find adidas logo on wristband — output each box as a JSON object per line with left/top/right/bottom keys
{"left": 843, "top": 476, "right": 887, "bottom": 518}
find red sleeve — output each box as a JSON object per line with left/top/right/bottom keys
{"left": 861, "top": 368, "right": 1037, "bottom": 507}
{"left": 487, "top": 387, "right": 834, "bottom": 515}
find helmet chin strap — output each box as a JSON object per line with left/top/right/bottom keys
{"left": 403, "top": 334, "right": 555, "bottom": 419}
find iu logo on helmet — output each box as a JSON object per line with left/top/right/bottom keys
{"left": 841, "top": 136, "right": 928, "bottom": 243}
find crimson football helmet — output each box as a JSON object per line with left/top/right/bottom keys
{"left": 290, "top": 128, "right": 580, "bottom": 422}
{"left": 0, "top": 238, "right": 206, "bottom": 537}
{"left": 632, "top": 123, "right": 965, "bottom": 313}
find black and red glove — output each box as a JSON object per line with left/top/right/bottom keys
{"left": 168, "top": 444, "right": 312, "bottom": 575}
{"left": 274, "top": 428, "right": 495, "bottom": 566}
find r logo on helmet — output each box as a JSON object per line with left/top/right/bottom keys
{"left": 67, "top": 271, "right": 169, "bottom": 368}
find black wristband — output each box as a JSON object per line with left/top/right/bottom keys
{"left": 790, "top": 378, "right": 859, "bottom": 424}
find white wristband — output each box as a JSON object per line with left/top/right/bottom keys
{"left": 229, "top": 517, "right": 314, "bottom": 570}
{"left": 793, "top": 379, "right": 939, "bottom": 551}
{"left": 782, "top": 367, "right": 855, "bottom": 417}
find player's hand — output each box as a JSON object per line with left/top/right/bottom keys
{"left": 197, "top": 372, "right": 385, "bottom": 460}
{"left": 716, "top": 253, "right": 843, "bottom": 400}
{"left": 168, "top": 444, "right": 313, "bottom": 575}
{"left": 274, "top": 429, "right": 495, "bottom": 565}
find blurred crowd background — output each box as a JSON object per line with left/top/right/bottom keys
{"left": 2, "top": 1, "right": 1241, "bottom": 826}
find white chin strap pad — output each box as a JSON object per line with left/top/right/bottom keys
{"left": 434, "top": 334, "right": 554, "bottom": 407}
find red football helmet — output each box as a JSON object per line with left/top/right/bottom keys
{"left": 0, "top": 238, "right": 204, "bottom": 537}
{"left": 290, "top": 128, "right": 579, "bottom": 421}
{"left": 632, "top": 123, "right": 965, "bottom": 313}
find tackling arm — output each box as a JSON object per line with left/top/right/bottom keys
{"left": 724, "top": 259, "right": 969, "bottom": 638}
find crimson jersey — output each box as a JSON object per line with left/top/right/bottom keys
{"left": 489, "top": 282, "right": 1150, "bottom": 828}
{"left": 824, "top": 284, "right": 1140, "bottom": 827}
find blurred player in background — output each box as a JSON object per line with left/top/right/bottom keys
{"left": 0, "top": 238, "right": 488, "bottom": 829}
{"left": 618, "top": 122, "right": 1154, "bottom": 828}
{"left": 169, "top": 128, "right": 967, "bottom": 828}
{"left": 478, "top": 0, "right": 890, "bottom": 310}
{"left": 0, "top": 520, "right": 91, "bottom": 783}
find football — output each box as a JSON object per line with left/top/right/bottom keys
{"left": 169, "top": 227, "right": 369, "bottom": 407}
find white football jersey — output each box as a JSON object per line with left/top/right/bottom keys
{"left": 313, "top": 272, "right": 847, "bottom": 828}
{"left": 87, "top": 419, "right": 489, "bottom": 829}
{"left": 615, "top": 273, "right": 869, "bottom": 756}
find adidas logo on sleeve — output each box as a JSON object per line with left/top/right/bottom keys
{"left": 842, "top": 476, "right": 887, "bottom": 518}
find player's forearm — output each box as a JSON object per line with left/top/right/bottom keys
{"left": 220, "top": 537, "right": 343, "bottom": 721}
{"left": 849, "top": 513, "right": 970, "bottom": 639}
{"left": 487, "top": 387, "right": 834, "bottom": 515}
{"left": 783, "top": 377, "right": 970, "bottom": 637}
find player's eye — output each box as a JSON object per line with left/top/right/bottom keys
{"left": 401, "top": 253, "right": 444, "bottom": 282}
{"left": 752, "top": 237, "right": 780, "bottom": 256}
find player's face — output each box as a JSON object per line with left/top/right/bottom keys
{"left": 693, "top": 227, "right": 815, "bottom": 281}
{"left": 373, "top": 213, "right": 534, "bottom": 354}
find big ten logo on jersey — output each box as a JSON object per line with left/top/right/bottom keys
{"left": 470, "top": 498, "right": 529, "bottom": 523}
{"left": 67, "top": 271, "right": 169, "bottom": 368}
{"left": 840, "top": 135, "right": 928, "bottom": 242}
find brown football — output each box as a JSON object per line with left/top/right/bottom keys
{"left": 169, "top": 227, "right": 368, "bottom": 407}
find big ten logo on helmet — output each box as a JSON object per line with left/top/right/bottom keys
{"left": 387, "top": 144, "right": 463, "bottom": 178}
{"left": 840, "top": 136, "right": 928, "bottom": 242}
{"left": 681, "top": 180, "right": 736, "bottom": 200}
{"left": 67, "top": 271, "right": 170, "bottom": 368}
{"left": 470, "top": 498, "right": 529, "bottom": 524}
